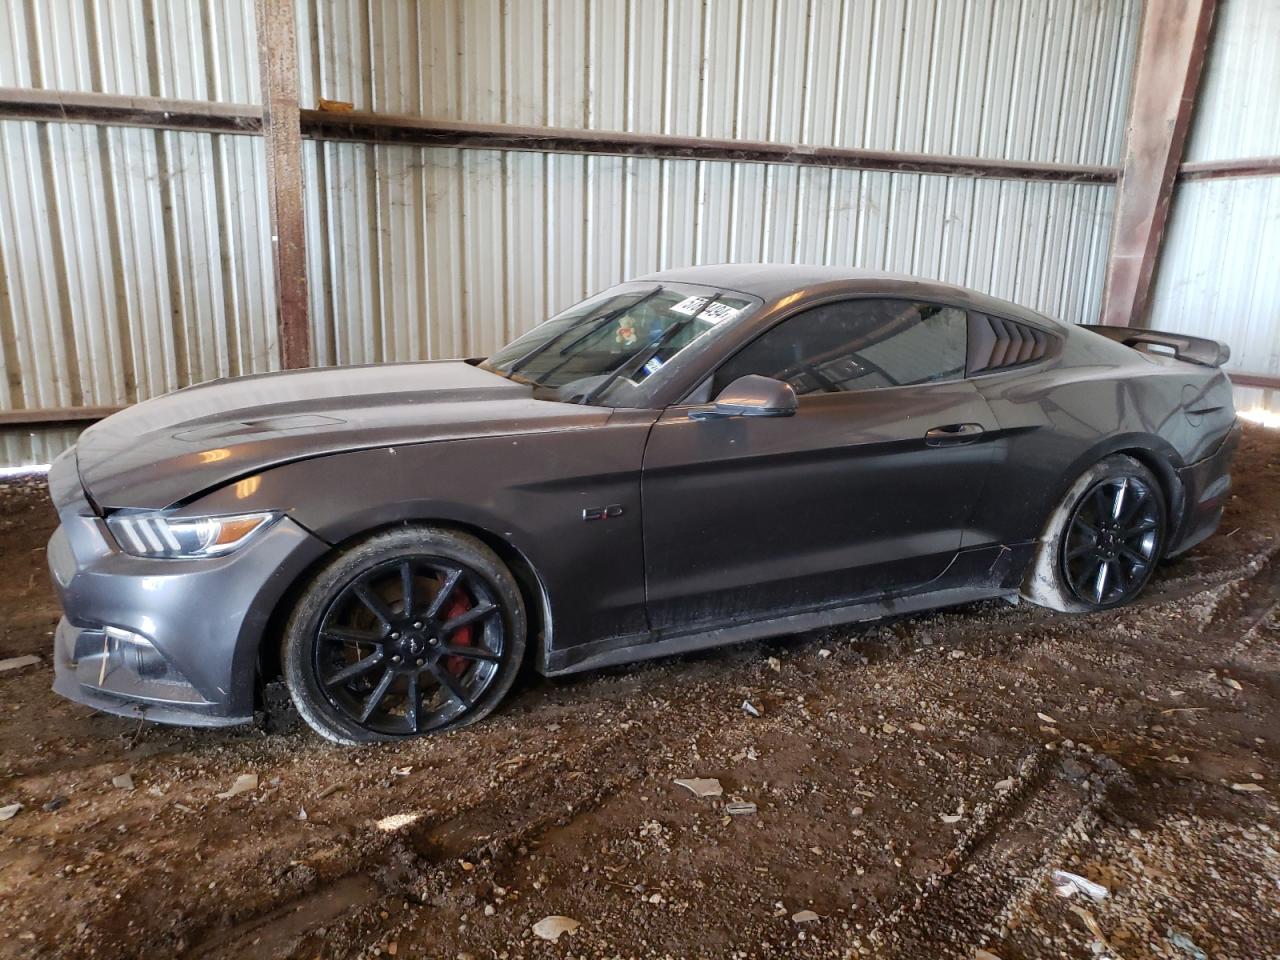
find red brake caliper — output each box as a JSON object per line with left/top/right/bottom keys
{"left": 442, "top": 590, "right": 473, "bottom": 678}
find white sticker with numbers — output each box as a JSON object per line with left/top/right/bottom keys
{"left": 670, "top": 296, "right": 741, "bottom": 323}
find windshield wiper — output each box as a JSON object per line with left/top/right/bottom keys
{"left": 505, "top": 286, "right": 663, "bottom": 378}
{"left": 555, "top": 286, "right": 664, "bottom": 358}
{"left": 581, "top": 291, "right": 723, "bottom": 407}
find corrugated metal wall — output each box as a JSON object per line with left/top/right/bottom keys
{"left": 304, "top": 144, "right": 1119, "bottom": 365}
{"left": 0, "top": 0, "right": 1147, "bottom": 464}
{"left": 299, "top": 0, "right": 1139, "bottom": 365}
{"left": 0, "top": 0, "right": 260, "bottom": 102}
{"left": 1148, "top": 0, "right": 1280, "bottom": 418}
{"left": 298, "top": 0, "right": 1137, "bottom": 162}
{"left": 0, "top": 0, "right": 274, "bottom": 464}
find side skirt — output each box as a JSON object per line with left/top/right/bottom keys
{"left": 543, "top": 542, "right": 1033, "bottom": 676}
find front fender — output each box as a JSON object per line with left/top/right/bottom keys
{"left": 185, "top": 425, "right": 653, "bottom": 658}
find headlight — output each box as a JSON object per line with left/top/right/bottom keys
{"left": 106, "top": 511, "right": 279, "bottom": 559}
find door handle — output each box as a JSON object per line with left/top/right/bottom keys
{"left": 924, "top": 423, "right": 985, "bottom": 446}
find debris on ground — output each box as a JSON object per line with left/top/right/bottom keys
{"left": 0, "top": 654, "right": 39, "bottom": 673}
{"left": 673, "top": 777, "right": 723, "bottom": 798}
{"left": 215, "top": 773, "right": 258, "bottom": 799}
{"left": 1169, "top": 930, "right": 1210, "bottom": 960}
{"left": 0, "top": 803, "right": 20, "bottom": 821}
{"left": 1051, "top": 869, "right": 1109, "bottom": 901}
{"left": 110, "top": 773, "right": 134, "bottom": 791}
{"left": 531, "top": 916, "right": 580, "bottom": 941}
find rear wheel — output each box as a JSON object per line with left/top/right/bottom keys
{"left": 282, "top": 527, "right": 525, "bottom": 744}
{"left": 1021, "top": 455, "right": 1166, "bottom": 612}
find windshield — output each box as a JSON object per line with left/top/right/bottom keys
{"left": 482, "top": 283, "right": 755, "bottom": 406}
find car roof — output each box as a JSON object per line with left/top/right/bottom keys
{"left": 637, "top": 263, "right": 1062, "bottom": 329}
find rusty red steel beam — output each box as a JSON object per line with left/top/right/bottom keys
{"left": 1099, "top": 0, "right": 1218, "bottom": 327}
{"left": 5, "top": 89, "right": 1274, "bottom": 184}
{"left": 0, "top": 406, "right": 124, "bottom": 427}
{"left": 255, "top": 0, "right": 311, "bottom": 370}
{"left": 0, "top": 87, "right": 262, "bottom": 134}
{"left": 1228, "top": 372, "right": 1280, "bottom": 391}
{"left": 14, "top": 89, "right": 1280, "bottom": 192}
{"left": 1178, "top": 156, "right": 1280, "bottom": 181}
{"left": 0, "top": 88, "right": 1118, "bottom": 186}
{"left": 300, "top": 111, "right": 1120, "bottom": 184}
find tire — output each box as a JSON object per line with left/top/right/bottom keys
{"left": 1021, "top": 454, "right": 1167, "bottom": 613}
{"left": 282, "top": 526, "right": 526, "bottom": 744}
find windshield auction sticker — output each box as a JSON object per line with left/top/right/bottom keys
{"left": 670, "top": 296, "right": 741, "bottom": 323}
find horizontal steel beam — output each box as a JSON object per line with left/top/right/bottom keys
{"left": 1228, "top": 371, "right": 1280, "bottom": 390}
{"left": 1178, "top": 156, "right": 1280, "bottom": 181}
{"left": 0, "top": 88, "right": 1118, "bottom": 184}
{"left": 0, "top": 406, "right": 122, "bottom": 427}
{"left": 300, "top": 111, "right": 1121, "bottom": 184}
{"left": 0, "top": 87, "right": 262, "bottom": 135}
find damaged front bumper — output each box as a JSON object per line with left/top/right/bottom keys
{"left": 45, "top": 449, "right": 329, "bottom": 726}
{"left": 51, "top": 618, "right": 244, "bottom": 726}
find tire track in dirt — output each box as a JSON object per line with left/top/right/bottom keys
{"left": 184, "top": 689, "right": 735, "bottom": 959}
{"left": 868, "top": 754, "right": 1121, "bottom": 958}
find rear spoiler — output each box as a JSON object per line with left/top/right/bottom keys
{"left": 1080, "top": 325, "right": 1230, "bottom": 368}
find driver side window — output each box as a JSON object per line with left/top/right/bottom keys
{"left": 711, "top": 299, "right": 968, "bottom": 396}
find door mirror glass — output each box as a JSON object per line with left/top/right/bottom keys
{"left": 689, "top": 375, "right": 798, "bottom": 420}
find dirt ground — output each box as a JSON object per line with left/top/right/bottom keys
{"left": 0, "top": 428, "right": 1277, "bottom": 960}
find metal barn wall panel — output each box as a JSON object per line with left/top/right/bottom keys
{"left": 298, "top": 0, "right": 1141, "bottom": 165}
{"left": 0, "top": 425, "right": 81, "bottom": 468}
{"left": 1148, "top": 0, "right": 1280, "bottom": 418}
{"left": 1148, "top": 176, "right": 1280, "bottom": 386}
{"left": 0, "top": 0, "right": 260, "bottom": 103}
{"left": 303, "top": 142, "right": 1117, "bottom": 366}
{"left": 1183, "top": 0, "right": 1280, "bottom": 162}
{"left": 0, "top": 120, "right": 278, "bottom": 405}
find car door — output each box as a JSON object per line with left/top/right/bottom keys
{"left": 640, "top": 297, "right": 998, "bottom": 631}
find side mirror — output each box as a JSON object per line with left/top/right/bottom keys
{"left": 689, "top": 375, "right": 798, "bottom": 420}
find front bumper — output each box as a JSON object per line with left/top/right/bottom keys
{"left": 1168, "top": 418, "right": 1243, "bottom": 556}
{"left": 45, "top": 451, "right": 329, "bottom": 726}
{"left": 52, "top": 618, "right": 247, "bottom": 726}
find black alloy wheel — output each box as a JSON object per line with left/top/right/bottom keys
{"left": 1060, "top": 475, "right": 1163, "bottom": 607}
{"left": 314, "top": 556, "right": 506, "bottom": 736}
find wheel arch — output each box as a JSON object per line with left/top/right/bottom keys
{"left": 1051, "top": 433, "right": 1185, "bottom": 541}
{"left": 1112, "top": 445, "right": 1185, "bottom": 541}
{"left": 255, "top": 516, "right": 553, "bottom": 697}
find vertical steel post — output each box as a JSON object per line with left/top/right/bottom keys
{"left": 1099, "top": 0, "right": 1217, "bottom": 327}
{"left": 256, "top": 0, "right": 311, "bottom": 367}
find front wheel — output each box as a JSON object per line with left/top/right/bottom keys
{"left": 1021, "top": 455, "right": 1167, "bottom": 613}
{"left": 282, "top": 526, "right": 526, "bottom": 744}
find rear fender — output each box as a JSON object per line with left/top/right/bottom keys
{"left": 1049, "top": 432, "right": 1185, "bottom": 541}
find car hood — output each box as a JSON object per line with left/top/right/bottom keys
{"left": 77, "top": 360, "right": 609, "bottom": 510}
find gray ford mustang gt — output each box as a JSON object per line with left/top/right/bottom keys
{"left": 46, "top": 264, "right": 1241, "bottom": 743}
